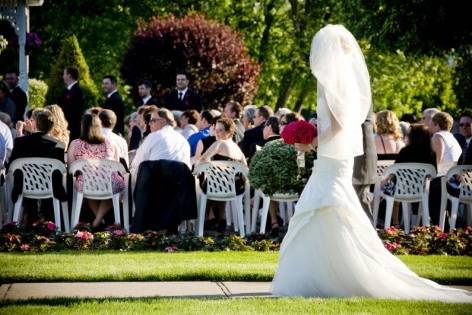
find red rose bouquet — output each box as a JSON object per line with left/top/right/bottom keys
{"left": 281, "top": 120, "right": 317, "bottom": 169}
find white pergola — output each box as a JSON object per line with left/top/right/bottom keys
{"left": 0, "top": 0, "right": 44, "bottom": 95}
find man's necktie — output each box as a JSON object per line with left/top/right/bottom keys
{"left": 178, "top": 92, "right": 182, "bottom": 101}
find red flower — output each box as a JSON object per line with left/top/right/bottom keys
{"left": 47, "top": 222, "right": 56, "bottom": 231}
{"left": 439, "top": 232, "right": 448, "bottom": 240}
{"left": 281, "top": 120, "right": 317, "bottom": 145}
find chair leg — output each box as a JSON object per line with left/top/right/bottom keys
{"left": 467, "top": 204, "right": 472, "bottom": 227}
{"left": 72, "top": 192, "right": 83, "bottom": 230}
{"left": 61, "top": 201, "right": 70, "bottom": 233}
{"left": 244, "top": 185, "right": 251, "bottom": 230}
{"left": 259, "top": 195, "right": 271, "bottom": 234}
{"left": 197, "top": 194, "right": 207, "bottom": 237}
{"left": 225, "top": 201, "right": 232, "bottom": 227}
{"left": 278, "top": 202, "right": 286, "bottom": 225}
{"left": 12, "top": 194, "right": 24, "bottom": 225}
{"left": 416, "top": 202, "right": 423, "bottom": 227}
{"left": 112, "top": 194, "right": 121, "bottom": 226}
{"left": 123, "top": 189, "right": 130, "bottom": 233}
{"left": 439, "top": 197, "right": 449, "bottom": 231}
{"left": 251, "top": 191, "right": 261, "bottom": 233}
{"left": 449, "top": 198, "right": 460, "bottom": 230}
{"left": 230, "top": 201, "right": 238, "bottom": 232}
{"left": 384, "top": 197, "right": 394, "bottom": 229}
{"left": 401, "top": 202, "right": 411, "bottom": 234}
{"left": 52, "top": 198, "right": 62, "bottom": 232}
{"left": 234, "top": 197, "right": 245, "bottom": 238}
{"left": 422, "top": 193, "right": 431, "bottom": 227}
{"left": 286, "top": 201, "right": 294, "bottom": 224}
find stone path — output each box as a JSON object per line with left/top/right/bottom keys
{"left": 1, "top": 282, "right": 470, "bottom": 300}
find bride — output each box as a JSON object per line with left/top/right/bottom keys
{"left": 271, "top": 24, "right": 472, "bottom": 302}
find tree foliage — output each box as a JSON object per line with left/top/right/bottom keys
{"left": 28, "top": 79, "right": 48, "bottom": 109}
{"left": 121, "top": 14, "right": 260, "bottom": 108}
{"left": 45, "top": 35, "right": 98, "bottom": 108}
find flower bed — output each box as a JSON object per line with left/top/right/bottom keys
{"left": 1, "top": 221, "right": 471, "bottom": 255}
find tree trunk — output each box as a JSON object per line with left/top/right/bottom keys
{"left": 275, "top": 68, "right": 296, "bottom": 110}
{"left": 294, "top": 79, "right": 313, "bottom": 113}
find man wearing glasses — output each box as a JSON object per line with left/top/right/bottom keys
{"left": 457, "top": 110, "right": 472, "bottom": 164}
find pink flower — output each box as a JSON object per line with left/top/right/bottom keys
{"left": 113, "top": 230, "right": 125, "bottom": 237}
{"left": 384, "top": 242, "right": 400, "bottom": 252}
{"left": 20, "top": 244, "right": 30, "bottom": 251}
{"left": 47, "top": 222, "right": 56, "bottom": 231}
{"left": 75, "top": 231, "right": 93, "bottom": 241}
{"left": 385, "top": 226, "right": 398, "bottom": 235}
{"left": 439, "top": 232, "right": 448, "bottom": 240}
{"left": 165, "top": 245, "right": 177, "bottom": 252}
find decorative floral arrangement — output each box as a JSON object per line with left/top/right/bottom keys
{"left": 2, "top": 220, "right": 469, "bottom": 255}
{"left": 248, "top": 140, "right": 316, "bottom": 196}
{"left": 25, "top": 32, "right": 41, "bottom": 53}
{"left": 280, "top": 120, "right": 317, "bottom": 145}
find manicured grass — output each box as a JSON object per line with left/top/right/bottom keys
{"left": 0, "top": 251, "right": 471, "bottom": 284}
{"left": 0, "top": 297, "right": 471, "bottom": 315}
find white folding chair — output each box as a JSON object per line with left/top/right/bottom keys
{"left": 194, "top": 161, "right": 249, "bottom": 237}
{"left": 373, "top": 163, "right": 436, "bottom": 234}
{"left": 8, "top": 158, "right": 70, "bottom": 232}
{"left": 69, "top": 159, "right": 130, "bottom": 231}
{"left": 251, "top": 190, "right": 298, "bottom": 234}
{"left": 372, "top": 160, "right": 395, "bottom": 227}
{"left": 439, "top": 165, "right": 472, "bottom": 230}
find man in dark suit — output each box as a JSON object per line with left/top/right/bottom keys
{"left": 7, "top": 109, "right": 66, "bottom": 225}
{"left": 353, "top": 109, "right": 377, "bottom": 223}
{"left": 163, "top": 72, "right": 202, "bottom": 111}
{"left": 102, "top": 75, "right": 125, "bottom": 135}
{"left": 60, "top": 66, "right": 85, "bottom": 141}
{"left": 137, "top": 80, "right": 159, "bottom": 107}
{"left": 0, "top": 80, "right": 16, "bottom": 123}
{"left": 223, "top": 100, "right": 245, "bottom": 143}
{"left": 5, "top": 71, "right": 27, "bottom": 122}
{"left": 239, "top": 105, "right": 273, "bottom": 160}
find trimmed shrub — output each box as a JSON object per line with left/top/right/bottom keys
{"left": 45, "top": 35, "right": 99, "bottom": 109}
{"left": 121, "top": 14, "right": 260, "bottom": 108}
{"left": 28, "top": 79, "right": 48, "bottom": 109}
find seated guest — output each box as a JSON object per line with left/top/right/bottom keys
{"left": 99, "top": 109, "right": 129, "bottom": 167}
{"left": 45, "top": 104, "right": 70, "bottom": 149}
{"left": 430, "top": 111, "right": 462, "bottom": 164}
{"left": 139, "top": 105, "right": 158, "bottom": 143}
{"left": 68, "top": 113, "right": 124, "bottom": 228}
{"left": 242, "top": 105, "right": 257, "bottom": 130}
{"left": 127, "top": 112, "right": 141, "bottom": 150}
{"left": 0, "top": 118, "right": 13, "bottom": 161}
{"left": 188, "top": 110, "right": 213, "bottom": 157}
{"left": 179, "top": 109, "right": 199, "bottom": 139}
{"left": 7, "top": 109, "right": 66, "bottom": 225}
{"left": 456, "top": 110, "right": 472, "bottom": 164}
{"left": 239, "top": 105, "right": 273, "bottom": 160}
{"left": 263, "top": 116, "right": 281, "bottom": 144}
{"left": 197, "top": 117, "right": 247, "bottom": 232}
{"left": 194, "top": 115, "right": 221, "bottom": 162}
{"left": 131, "top": 108, "right": 191, "bottom": 176}
{"left": 223, "top": 101, "right": 245, "bottom": 143}
{"left": 374, "top": 110, "right": 404, "bottom": 160}
{"left": 420, "top": 107, "right": 440, "bottom": 127}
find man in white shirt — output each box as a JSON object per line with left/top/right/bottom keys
{"left": 99, "top": 109, "right": 129, "bottom": 167}
{"left": 131, "top": 108, "right": 191, "bottom": 178}
{"left": 179, "top": 110, "right": 199, "bottom": 139}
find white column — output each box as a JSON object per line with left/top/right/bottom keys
{"left": 16, "top": 0, "right": 28, "bottom": 95}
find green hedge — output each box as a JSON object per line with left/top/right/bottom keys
{"left": 28, "top": 79, "right": 48, "bottom": 109}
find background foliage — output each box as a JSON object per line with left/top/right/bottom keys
{"left": 27, "top": 79, "right": 48, "bottom": 109}
{"left": 0, "top": 0, "right": 466, "bottom": 117}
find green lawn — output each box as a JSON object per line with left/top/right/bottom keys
{"left": 0, "top": 297, "right": 471, "bottom": 315}
{"left": 1, "top": 252, "right": 471, "bottom": 284}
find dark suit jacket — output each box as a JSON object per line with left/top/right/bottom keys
{"left": 353, "top": 110, "right": 377, "bottom": 185}
{"left": 239, "top": 123, "right": 265, "bottom": 160}
{"left": 7, "top": 132, "right": 66, "bottom": 201}
{"left": 138, "top": 96, "right": 159, "bottom": 107}
{"left": 131, "top": 160, "right": 198, "bottom": 233}
{"left": 60, "top": 83, "right": 85, "bottom": 141}
{"left": 163, "top": 89, "right": 202, "bottom": 111}
{"left": 103, "top": 91, "right": 125, "bottom": 135}
{"left": 10, "top": 86, "right": 27, "bottom": 122}
{"left": 461, "top": 140, "right": 472, "bottom": 165}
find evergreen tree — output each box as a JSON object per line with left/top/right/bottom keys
{"left": 45, "top": 35, "right": 98, "bottom": 108}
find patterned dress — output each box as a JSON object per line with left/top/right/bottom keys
{"left": 68, "top": 138, "right": 125, "bottom": 193}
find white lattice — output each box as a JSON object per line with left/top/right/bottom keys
{"left": 384, "top": 163, "right": 436, "bottom": 201}
{"left": 9, "top": 158, "right": 66, "bottom": 198}
{"left": 376, "top": 160, "right": 395, "bottom": 179}
{"left": 69, "top": 159, "right": 126, "bottom": 198}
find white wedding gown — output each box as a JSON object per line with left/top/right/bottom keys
{"left": 271, "top": 156, "right": 472, "bottom": 302}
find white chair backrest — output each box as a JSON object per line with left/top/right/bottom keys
{"left": 384, "top": 163, "right": 436, "bottom": 200}
{"left": 376, "top": 160, "right": 395, "bottom": 179}
{"left": 446, "top": 165, "right": 472, "bottom": 202}
{"left": 194, "top": 161, "right": 248, "bottom": 199}
{"left": 69, "top": 159, "right": 126, "bottom": 197}
{"left": 8, "top": 158, "right": 66, "bottom": 198}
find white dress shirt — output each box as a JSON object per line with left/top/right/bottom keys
{"left": 67, "top": 81, "right": 78, "bottom": 90}
{"left": 177, "top": 87, "right": 188, "bottom": 100}
{"left": 131, "top": 125, "right": 191, "bottom": 176}
{"left": 142, "top": 95, "right": 152, "bottom": 105}
{"left": 102, "top": 127, "right": 129, "bottom": 166}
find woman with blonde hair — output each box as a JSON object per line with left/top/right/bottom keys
{"left": 45, "top": 104, "right": 70, "bottom": 148}
{"left": 374, "top": 110, "right": 404, "bottom": 159}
